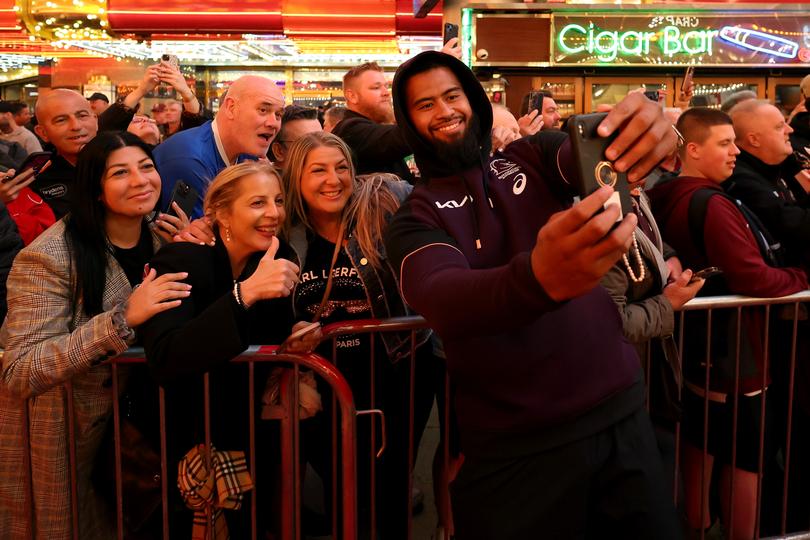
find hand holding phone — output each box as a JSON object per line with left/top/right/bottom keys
{"left": 689, "top": 266, "right": 722, "bottom": 283}
{"left": 443, "top": 23, "right": 459, "bottom": 44}
{"left": 165, "top": 180, "right": 199, "bottom": 219}
{"left": 161, "top": 53, "right": 179, "bottom": 69}
{"left": 278, "top": 322, "right": 322, "bottom": 354}
{"left": 567, "top": 112, "right": 633, "bottom": 217}
{"left": 681, "top": 66, "right": 695, "bottom": 95}
{"left": 0, "top": 159, "right": 51, "bottom": 204}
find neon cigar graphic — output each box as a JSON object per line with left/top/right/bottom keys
{"left": 719, "top": 26, "right": 799, "bottom": 59}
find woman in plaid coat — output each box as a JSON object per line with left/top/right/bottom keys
{"left": 0, "top": 132, "right": 189, "bottom": 539}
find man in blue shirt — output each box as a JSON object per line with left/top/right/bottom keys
{"left": 154, "top": 75, "right": 284, "bottom": 218}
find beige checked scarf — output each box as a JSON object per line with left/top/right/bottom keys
{"left": 177, "top": 444, "right": 255, "bottom": 540}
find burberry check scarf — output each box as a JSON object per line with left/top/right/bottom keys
{"left": 177, "top": 444, "right": 254, "bottom": 540}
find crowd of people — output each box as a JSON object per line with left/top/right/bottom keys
{"left": 0, "top": 40, "right": 808, "bottom": 540}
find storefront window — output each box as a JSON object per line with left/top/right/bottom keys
{"left": 690, "top": 83, "right": 759, "bottom": 109}
{"left": 591, "top": 83, "right": 668, "bottom": 110}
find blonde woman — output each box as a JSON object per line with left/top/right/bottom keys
{"left": 140, "top": 161, "right": 310, "bottom": 536}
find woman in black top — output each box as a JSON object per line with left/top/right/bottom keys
{"left": 282, "top": 132, "right": 434, "bottom": 540}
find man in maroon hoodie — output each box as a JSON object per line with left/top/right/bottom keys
{"left": 386, "top": 51, "right": 681, "bottom": 539}
{"left": 648, "top": 107, "right": 808, "bottom": 538}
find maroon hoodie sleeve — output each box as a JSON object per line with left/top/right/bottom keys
{"left": 704, "top": 196, "right": 808, "bottom": 297}
{"left": 398, "top": 243, "right": 558, "bottom": 339}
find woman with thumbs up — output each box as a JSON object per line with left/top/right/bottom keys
{"left": 139, "top": 161, "right": 305, "bottom": 537}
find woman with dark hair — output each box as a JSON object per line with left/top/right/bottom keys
{"left": 0, "top": 131, "right": 189, "bottom": 539}
{"left": 282, "top": 131, "right": 434, "bottom": 540}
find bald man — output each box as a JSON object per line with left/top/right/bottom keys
{"left": 28, "top": 88, "right": 98, "bottom": 218}
{"left": 153, "top": 74, "right": 284, "bottom": 218}
{"left": 724, "top": 99, "right": 810, "bottom": 268}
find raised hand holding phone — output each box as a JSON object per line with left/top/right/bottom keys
{"left": 238, "top": 236, "right": 300, "bottom": 307}
{"left": 0, "top": 159, "right": 51, "bottom": 204}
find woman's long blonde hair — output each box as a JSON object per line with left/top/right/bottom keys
{"left": 282, "top": 131, "right": 402, "bottom": 269}
{"left": 203, "top": 161, "right": 283, "bottom": 226}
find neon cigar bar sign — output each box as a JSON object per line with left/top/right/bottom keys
{"left": 553, "top": 14, "right": 810, "bottom": 66}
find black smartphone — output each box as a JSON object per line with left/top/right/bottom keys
{"left": 443, "top": 23, "right": 459, "bottom": 44}
{"left": 165, "top": 180, "right": 198, "bottom": 218}
{"left": 690, "top": 266, "right": 723, "bottom": 283}
{"left": 567, "top": 112, "right": 633, "bottom": 217}
{"left": 643, "top": 90, "right": 659, "bottom": 102}
{"left": 3, "top": 151, "right": 53, "bottom": 183}
{"left": 528, "top": 91, "right": 548, "bottom": 113}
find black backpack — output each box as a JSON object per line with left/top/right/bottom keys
{"left": 687, "top": 188, "right": 786, "bottom": 269}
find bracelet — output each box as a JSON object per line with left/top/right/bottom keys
{"left": 233, "top": 281, "right": 249, "bottom": 310}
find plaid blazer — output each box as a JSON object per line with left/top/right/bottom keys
{"left": 0, "top": 220, "right": 159, "bottom": 539}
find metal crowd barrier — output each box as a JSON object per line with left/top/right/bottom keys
{"left": 8, "top": 291, "right": 810, "bottom": 539}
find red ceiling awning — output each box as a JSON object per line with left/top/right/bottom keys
{"left": 108, "top": 0, "right": 284, "bottom": 34}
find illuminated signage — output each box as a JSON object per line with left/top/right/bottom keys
{"left": 553, "top": 14, "right": 810, "bottom": 66}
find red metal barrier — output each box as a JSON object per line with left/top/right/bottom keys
{"left": 9, "top": 293, "right": 810, "bottom": 539}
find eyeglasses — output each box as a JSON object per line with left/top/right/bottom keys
{"left": 131, "top": 116, "right": 157, "bottom": 125}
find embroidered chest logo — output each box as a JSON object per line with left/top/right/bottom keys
{"left": 490, "top": 159, "right": 527, "bottom": 195}
{"left": 435, "top": 195, "right": 472, "bottom": 209}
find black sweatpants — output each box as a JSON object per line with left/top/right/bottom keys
{"left": 450, "top": 406, "right": 682, "bottom": 540}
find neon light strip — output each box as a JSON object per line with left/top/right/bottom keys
{"left": 461, "top": 7, "right": 472, "bottom": 66}
{"left": 285, "top": 31, "right": 396, "bottom": 36}
{"left": 718, "top": 26, "right": 798, "bottom": 59}
{"left": 108, "top": 11, "right": 283, "bottom": 16}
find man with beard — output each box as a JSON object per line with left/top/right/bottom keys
{"left": 332, "top": 62, "right": 417, "bottom": 181}
{"left": 28, "top": 89, "right": 98, "bottom": 218}
{"left": 384, "top": 51, "right": 682, "bottom": 538}
{"left": 154, "top": 75, "right": 284, "bottom": 218}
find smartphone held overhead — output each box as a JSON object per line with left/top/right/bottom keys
{"left": 443, "top": 23, "right": 458, "bottom": 44}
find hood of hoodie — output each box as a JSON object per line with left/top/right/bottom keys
{"left": 392, "top": 51, "right": 492, "bottom": 179}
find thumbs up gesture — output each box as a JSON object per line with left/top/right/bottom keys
{"left": 239, "top": 237, "right": 300, "bottom": 307}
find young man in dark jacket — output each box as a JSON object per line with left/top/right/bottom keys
{"left": 384, "top": 51, "right": 681, "bottom": 539}
{"left": 648, "top": 107, "right": 808, "bottom": 538}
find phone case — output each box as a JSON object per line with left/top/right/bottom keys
{"left": 567, "top": 113, "right": 633, "bottom": 217}
{"left": 443, "top": 23, "right": 458, "bottom": 44}
{"left": 528, "top": 91, "right": 544, "bottom": 113}
{"left": 166, "top": 180, "right": 199, "bottom": 218}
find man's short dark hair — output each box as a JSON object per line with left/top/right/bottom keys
{"left": 277, "top": 105, "right": 318, "bottom": 142}
{"left": 282, "top": 104, "right": 318, "bottom": 124}
{"left": 676, "top": 108, "right": 732, "bottom": 149}
{"left": 88, "top": 92, "right": 109, "bottom": 103}
{"left": 0, "top": 101, "right": 14, "bottom": 114}
{"left": 343, "top": 62, "right": 384, "bottom": 92}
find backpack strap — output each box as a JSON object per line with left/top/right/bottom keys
{"left": 687, "top": 188, "right": 716, "bottom": 256}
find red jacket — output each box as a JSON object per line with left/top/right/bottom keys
{"left": 6, "top": 187, "right": 55, "bottom": 245}
{"left": 649, "top": 176, "right": 808, "bottom": 393}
